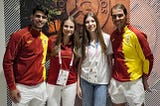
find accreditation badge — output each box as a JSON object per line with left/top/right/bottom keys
{"left": 88, "top": 67, "right": 98, "bottom": 83}
{"left": 56, "top": 69, "right": 69, "bottom": 86}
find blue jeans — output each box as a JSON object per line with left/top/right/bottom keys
{"left": 80, "top": 78, "right": 108, "bottom": 106}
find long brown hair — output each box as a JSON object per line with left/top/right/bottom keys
{"left": 81, "top": 12, "right": 107, "bottom": 59}
{"left": 52, "top": 16, "right": 80, "bottom": 57}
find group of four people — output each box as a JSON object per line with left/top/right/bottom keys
{"left": 3, "top": 3, "right": 154, "bottom": 106}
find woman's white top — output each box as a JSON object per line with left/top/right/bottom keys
{"left": 81, "top": 32, "right": 113, "bottom": 84}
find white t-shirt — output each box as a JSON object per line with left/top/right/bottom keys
{"left": 81, "top": 32, "right": 113, "bottom": 84}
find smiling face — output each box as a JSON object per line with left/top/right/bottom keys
{"left": 63, "top": 19, "right": 75, "bottom": 37}
{"left": 111, "top": 8, "right": 127, "bottom": 31}
{"left": 85, "top": 16, "right": 97, "bottom": 32}
{"left": 31, "top": 10, "right": 48, "bottom": 31}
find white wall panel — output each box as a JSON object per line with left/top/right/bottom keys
{"left": 0, "top": 0, "right": 7, "bottom": 105}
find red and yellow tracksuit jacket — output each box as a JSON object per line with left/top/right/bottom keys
{"left": 3, "top": 26, "right": 48, "bottom": 90}
{"left": 111, "top": 24, "right": 154, "bottom": 81}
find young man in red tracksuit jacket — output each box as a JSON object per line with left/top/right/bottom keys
{"left": 3, "top": 5, "right": 48, "bottom": 106}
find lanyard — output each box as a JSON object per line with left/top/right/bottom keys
{"left": 58, "top": 47, "right": 74, "bottom": 69}
{"left": 87, "top": 41, "right": 99, "bottom": 64}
